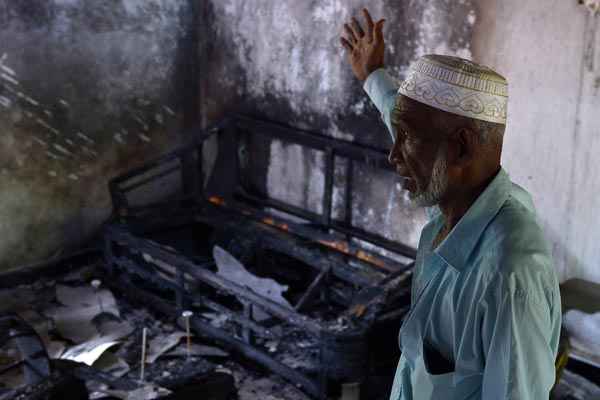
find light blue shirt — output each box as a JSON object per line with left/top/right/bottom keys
{"left": 363, "top": 69, "right": 562, "bottom": 400}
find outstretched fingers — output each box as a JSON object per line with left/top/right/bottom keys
{"left": 362, "top": 8, "right": 375, "bottom": 42}
{"left": 374, "top": 19, "right": 386, "bottom": 44}
{"left": 351, "top": 17, "right": 365, "bottom": 39}
{"left": 344, "top": 23, "right": 358, "bottom": 44}
{"left": 340, "top": 37, "right": 354, "bottom": 53}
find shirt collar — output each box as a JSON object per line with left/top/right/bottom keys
{"left": 434, "top": 168, "right": 511, "bottom": 271}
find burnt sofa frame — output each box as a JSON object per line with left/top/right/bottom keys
{"left": 104, "top": 115, "right": 416, "bottom": 399}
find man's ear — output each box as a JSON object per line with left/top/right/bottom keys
{"left": 448, "top": 128, "right": 477, "bottom": 167}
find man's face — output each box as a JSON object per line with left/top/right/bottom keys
{"left": 388, "top": 97, "right": 449, "bottom": 207}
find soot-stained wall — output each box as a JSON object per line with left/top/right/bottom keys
{"left": 201, "top": 0, "right": 477, "bottom": 249}
{"left": 203, "top": 0, "right": 600, "bottom": 283}
{"left": 0, "top": 0, "right": 198, "bottom": 271}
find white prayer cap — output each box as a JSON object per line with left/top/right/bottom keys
{"left": 398, "top": 55, "right": 508, "bottom": 125}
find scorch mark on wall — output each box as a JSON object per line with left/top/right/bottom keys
{"left": 0, "top": 0, "right": 191, "bottom": 271}
{"left": 209, "top": 0, "right": 475, "bottom": 249}
{"left": 0, "top": 50, "right": 168, "bottom": 182}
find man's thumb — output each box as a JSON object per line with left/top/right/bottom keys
{"left": 375, "top": 19, "right": 385, "bottom": 42}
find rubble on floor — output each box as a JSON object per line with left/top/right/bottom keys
{"left": 0, "top": 263, "right": 310, "bottom": 400}
{"left": 2, "top": 255, "right": 597, "bottom": 399}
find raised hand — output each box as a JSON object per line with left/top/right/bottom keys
{"left": 340, "top": 8, "right": 386, "bottom": 82}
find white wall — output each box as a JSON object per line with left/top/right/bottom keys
{"left": 473, "top": 0, "right": 600, "bottom": 283}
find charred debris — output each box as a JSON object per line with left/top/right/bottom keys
{"left": 1, "top": 116, "right": 417, "bottom": 400}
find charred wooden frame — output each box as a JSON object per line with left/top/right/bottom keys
{"left": 104, "top": 115, "right": 417, "bottom": 399}
{"left": 109, "top": 115, "right": 416, "bottom": 260}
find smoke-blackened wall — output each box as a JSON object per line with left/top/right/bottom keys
{"left": 201, "top": 0, "right": 600, "bottom": 284}
{"left": 0, "top": 0, "right": 199, "bottom": 270}
{"left": 201, "top": 0, "right": 477, "bottom": 250}
{"left": 4, "top": 0, "right": 594, "bottom": 283}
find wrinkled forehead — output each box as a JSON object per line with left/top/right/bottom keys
{"left": 392, "top": 95, "right": 416, "bottom": 120}
{"left": 391, "top": 94, "right": 465, "bottom": 140}
{"left": 391, "top": 94, "right": 436, "bottom": 134}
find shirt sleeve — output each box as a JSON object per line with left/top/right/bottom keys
{"left": 389, "top": 354, "right": 407, "bottom": 400}
{"left": 362, "top": 68, "right": 399, "bottom": 142}
{"left": 480, "top": 273, "right": 559, "bottom": 400}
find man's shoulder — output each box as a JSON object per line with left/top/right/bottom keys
{"left": 477, "top": 181, "right": 557, "bottom": 289}
{"left": 482, "top": 183, "right": 548, "bottom": 250}
{"left": 491, "top": 181, "right": 548, "bottom": 255}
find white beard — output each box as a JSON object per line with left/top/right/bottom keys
{"left": 408, "top": 143, "right": 449, "bottom": 207}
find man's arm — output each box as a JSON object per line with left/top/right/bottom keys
{"left": 480, "top": 271, "right": 560, "bottom": 399}
{"left": 363, "top": 68, "right": 398, "bottom": 142}
{"left": 340, "top": 9, "right": 396, "bottom": 141}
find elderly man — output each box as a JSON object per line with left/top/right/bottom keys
{"left": 340, "top": 8, "right": 561, "bottom": 400}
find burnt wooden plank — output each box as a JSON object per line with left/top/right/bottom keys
{"left": 295, "top": 266, "right": 331, "bottom": 312}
